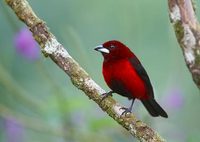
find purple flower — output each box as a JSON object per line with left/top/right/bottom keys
{"left": 14, "top": 27, "right": 40, "bottom": 61}
{"left": 5, "top": 117, "right": 24, "bottom": 142}
{"left": 163, "top": 87, "right": 185, "bottom": 110}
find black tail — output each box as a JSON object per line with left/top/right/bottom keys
{"left": 142, "top": 99, "right": 168, "bottom": 118}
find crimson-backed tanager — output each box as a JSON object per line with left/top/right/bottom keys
{"left": 95, "top": 40, "right": 168, "bottom": 118}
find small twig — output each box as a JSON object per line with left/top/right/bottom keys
{"left": 5, "top": 0, "right": 165, "bottom": 141}
{"left": 168, "top": 0, "right": 200, "bottom": 89}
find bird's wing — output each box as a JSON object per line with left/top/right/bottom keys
{"left": 110, "top": 78, "right": 133, "bottom": 99}
{"left": 128, "top": 57, "right": 154, "bottom": 98}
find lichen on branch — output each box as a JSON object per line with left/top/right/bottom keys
{"left": 168, "top": 0, "right": 200, "bottom": 89}
{"left": 5, "top": 0, "right": 165, "bottom": 141}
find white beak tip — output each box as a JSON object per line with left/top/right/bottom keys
{"left": 94, "top": 45, "right": 109, "bottom": 54}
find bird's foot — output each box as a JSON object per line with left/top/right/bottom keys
{"left": 120, "top": 107, "right": 132, "bottom": 116}
{"left": 101, "top": 91, "right": 113, "bottom": 101}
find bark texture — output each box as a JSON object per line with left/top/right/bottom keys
{"left": 5, "top": 0, "right": 166, "bottom": 141}
{"left": 168, "top": 0, "right": 200, "bottom": 89}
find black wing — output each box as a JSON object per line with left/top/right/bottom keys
{"left": 129, "top": 57, "right": 154, "bottom": 98}
{"left": 110, "top": 78, "right": 133, "bottom": 100}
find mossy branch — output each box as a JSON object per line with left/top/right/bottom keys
{"left": 168, "top": 0, "right": 200, "bottom": 89}
{"left": 5, "top": 0, "right": 165, "bottom": 141}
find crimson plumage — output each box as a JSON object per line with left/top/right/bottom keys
{"left": 95, "top": 40, "right": 168, "bottom": 118}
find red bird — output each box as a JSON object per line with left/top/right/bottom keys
{"left": 95, "top": 40, "right": 168, "bottom": 118}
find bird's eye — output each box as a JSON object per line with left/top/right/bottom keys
{"left": 110, "top": 45, "right": 115, "bottom": 48}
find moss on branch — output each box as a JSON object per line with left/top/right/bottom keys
{"left": 168, "top": 0, "right": 200, "bottom": 89}
{"left": 5, "top": 0, "right": 165, "bottom": 141}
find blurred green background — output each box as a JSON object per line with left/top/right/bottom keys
{"left": 0, "top": 0, "right": 200, "bottom": 142}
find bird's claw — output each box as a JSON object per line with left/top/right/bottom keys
{"left": 120, "top": 107, "right": 132, "bottom": 116}
{"left": 101, "top": 91, "right": 113, "bottom": 101}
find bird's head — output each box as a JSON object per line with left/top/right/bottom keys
{"left": 94, "top": 40, "right": 133, "bottom": 61}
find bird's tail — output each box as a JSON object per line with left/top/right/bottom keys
{"left": 142, "top": 98, "right": 168, "bottom": 118}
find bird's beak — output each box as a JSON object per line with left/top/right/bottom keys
{"left": 94, "top": 45, "right": 110, "bottom": 54}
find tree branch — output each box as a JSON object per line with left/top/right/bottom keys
{"left": 5, "top": 0, "right": 165, "bottom": 141}
{"left": 168, "top": 0, "right": 200, "bottom": 89}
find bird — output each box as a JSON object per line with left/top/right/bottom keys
{"left": 94, "top": 40, "right": 168, "bottom": 118}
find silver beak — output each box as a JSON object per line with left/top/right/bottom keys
{"left": 94, "top": 45, "right": 109, "bottom": 54}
